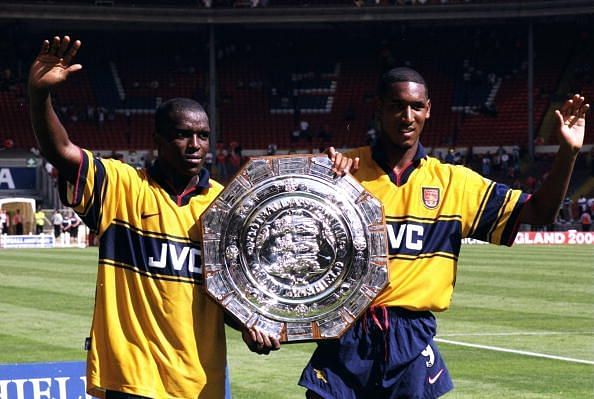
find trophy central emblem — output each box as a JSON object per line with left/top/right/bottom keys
{"left": 253, "top": 208, "right": 339, "bottom": 286}
{"left": 201, "top": 155, "right": 388, "bottom": 342}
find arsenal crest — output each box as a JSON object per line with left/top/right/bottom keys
{"left": 422, "top": 187, "right": 440, "bottom": 209}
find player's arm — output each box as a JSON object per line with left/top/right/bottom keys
{"left": 519, "top": 94, "right": 589, "bottom": 225}
{"left": 224, "top": 312, "right": 243, "bottom": 331}
{"left": 28, "top": 36, "right": 83, "bottom": 184}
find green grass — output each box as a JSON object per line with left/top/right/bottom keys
{"left": 1, "top": 245, "right": 593, "bottom": 398}
{"left": 0, "top": 248, "right": 97, "bottom": 363}
{"left": 436, "top": 245, "right": 594, "bottom": 399}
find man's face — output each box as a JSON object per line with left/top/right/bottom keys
{"left": 377, "top": 81, "right": 431, "bottom": 150}
{"left": 155, "top": 109, "right": 210, "bottom": 178}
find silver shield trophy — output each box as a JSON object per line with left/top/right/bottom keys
{"left": 200, "top": 154, "right": 388, "bottom": 342}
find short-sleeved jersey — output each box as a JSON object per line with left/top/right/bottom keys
{"left": 347, "top": 145, "right": 529, "bottom": 311}
{"left": 60, "top": 149, "right": 225, "bottom": 399}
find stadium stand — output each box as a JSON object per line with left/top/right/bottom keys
{"left": 0, "top": 22, "right": 592, "bottom": 154}
{"left": 0, "top": 5, "right": 592, "bottom": 205}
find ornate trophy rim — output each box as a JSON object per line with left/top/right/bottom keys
{"left": 200, "top": 154, "right": 388, "bottom": 342}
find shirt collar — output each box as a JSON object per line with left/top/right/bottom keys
{"left": 371, "top": 142, "right": 427, "bottom": 174}
{"left": 148, "top": 161, "right": 211, "bottom": 197}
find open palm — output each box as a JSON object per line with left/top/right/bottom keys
{"left": 555, "top": 94, "right": 589, "bottom": 153}
{"left": 28, "top": 36, "right": 82, "bottom": 90}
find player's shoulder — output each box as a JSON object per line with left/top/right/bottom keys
{"left": 86, "top": 149, "right": 142, "bottom": 176}
{"left": 423, "top": 157, "right": 489, "bottom": 188}
{"left": 425, "top": 157, "right": 477, "bottom": 175}
{"left": 198, "top": 178, "right": 225, "bottom": 202}
{"left": 344, "top": 146, "right": 370, "bottom": 159}
{"left": 208, "top": 178, "right": 225, "bottom": 194}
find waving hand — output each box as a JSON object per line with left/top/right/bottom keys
{"left": 554, "top": 94, "right": 589, "bottom": 153}
{"left": 28, "top": 35, "right": 83, "bottom": 179}
{"left": 29, "top": 36, "right": 82, "bottom": 91}
{"left": 520, "top": 94, "right": 589, "bottom": 225}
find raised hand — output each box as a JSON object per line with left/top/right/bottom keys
{"left": 28, "top": 36, "right": 82, "bottom": 91}
{"left": 554, "top": 94, "right": 589, "bottom": 154}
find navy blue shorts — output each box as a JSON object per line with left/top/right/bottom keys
{"left": 299, "top": 307, "right": 453, "bottom": 399}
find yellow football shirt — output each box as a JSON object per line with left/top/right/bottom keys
{"left": 347, "top": 145, "right": 528, "bottom": 311}
{"left": 61, "top": 149, "right": 226, "bottom": 399}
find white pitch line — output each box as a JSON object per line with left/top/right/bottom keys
{"left": 439, "top": 332, "right": 589, "bottom": 337}
{"left": 435, "top": 338, "right": 594, "bottom": 365}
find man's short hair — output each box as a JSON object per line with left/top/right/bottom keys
{"left": 377, "top": 67, "right": 429, "bottom": 100}
{"left": 155, "top": 98, "right": 206, "bottom": 136}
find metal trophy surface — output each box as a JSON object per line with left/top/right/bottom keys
{"left": 200, "top": 154, "right": 388, "bottom": 342}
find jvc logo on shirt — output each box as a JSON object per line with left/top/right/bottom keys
{"left": 100, "top": 224, "right": 204, "bottom": 281}
{"left": 386, "top": 222, "right": 425, "bottom": 252}
{"left": 148, "top": 243, "right": 202, "bottom": 275}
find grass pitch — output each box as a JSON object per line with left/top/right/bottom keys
{"left": 0, "top": 245, "right": 592, "bottom": 398}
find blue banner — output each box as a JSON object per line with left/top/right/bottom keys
{"left": 0, "top": 361, "right": 91, "bottom": 399}
{"left": 0, "top": 235, "right": 55, "bottom": 249}
{"left": 0, "top": 362, "right": 232, "bottom": 398}
{"left": 0, "top": 167, "right": 37, "bottom": 190}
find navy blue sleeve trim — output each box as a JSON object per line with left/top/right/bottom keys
{"left": 469, "top": 181, "right": 494, "bottom": 237}
{"left": 80, "top": 158, "right": 107, "bottom": 232}
{"left": 58, "top": 148, "right": 89, "bottom": 208}
{"left": 470, "top": 182, "right": 509, "bottom": 242}
{"left": 501, "top": 192, "right": 530, "bottom": 246}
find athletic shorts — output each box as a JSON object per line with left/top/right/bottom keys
{"left": 299, "top": 307, "right": 453, "bottom": 399}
